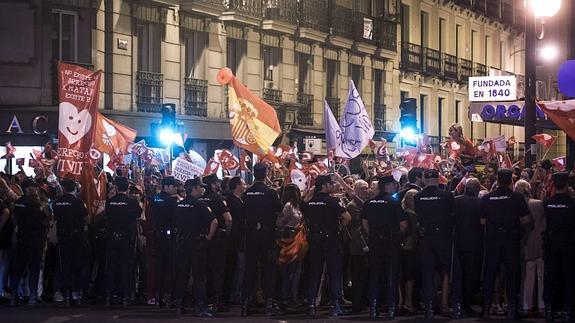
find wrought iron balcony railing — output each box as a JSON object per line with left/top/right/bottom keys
{"left": 184, "top": 77, "right": 208, "bottom": 117}
{"left": 401, "top": 42, "right": 422, "bottom": 72}
{"left": 330, "top": 5, "right": 355, "bottom": 40}
{"left": 52, "top": 61, "right": 94, "bottom": 105}
{"left": 297, "top": 93, "right": 314, "bottom": 126}
{"left": 224, "top": 0, "right": 262, "bottom": 17}
{"left": 474, "top": 63, "right": 487, "bottom": 76}
{"left": 486, "top": 0, "right": 500, "bottom": 19}
{"left": 442, "top": 53, "right": 458, "bottom": 80}
{"left": 262, "top": 87, "right": 282, "bottom": 102}
{"left": 136, "top": 71, "right": 163, "bottom": 113}
{"left": 263, "top": 0, "right": 297, "bottom": 25}
{"left": 459, "top": 58, "right": 473, "bottom": 82}
{"left": 423, "top": 47, "right": 441, "bottom": 76}
{"left": 374, "top": 103, "right": 386, "bottom": 132}
{"left": 325, "top": 97, "right": 340, "bottom": 118}
{"left": 374, "top": 18, "right": 397, "bottom": 52}
{"left": 297, "top": 0, "right": 329, "bottom": 33}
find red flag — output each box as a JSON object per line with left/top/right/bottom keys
{"left": 368, "top": 139, "right": 377, "bottom": 151}
{"left": 15, "top": 158, "right": 25, "bottom": 166}
{"left": 203, "top": 158, "right": 220, "bottom": 176}
{"left": 217, "top": 68, "right": 281, "bottom": 155}
{"left": 552, "top": 156, "right": 567, "bottom": 171}
{"left": 79, "top": 164, "right": 99, "bottom": 214}
{"left": 56, "top": 62, "right": 102, "bottom": 178}
{"left": 532, "top": 133, "right": 557, "bottom": 149}
{"left": 301, "top": 152, "right": 314, "bottom": 162}
{"left": 1, "top": 141, "right": 16, "bottom": 159}
{"left": 93, "top": 113, "right": 137, "bottom": 158}
{"left": 417, "top": 135, "right": 430, "bottom": 153}
{"left": 413, "top": 154, "right": 437, "bottom": 169}
{"left": 498, "top": 153, "right": 513, "bottom": 169}
{"left": 397, "top": 147, "right": 418, "bottom": 165}
{"left": 507, "top": 136, "right": 517, "bottom": 147}
{"left": 239, "top": 150, "right": 250, "bottom": 171}
{"left": 217, "top": 149, "right": 239, "bottom": 171}
{"left": 537, "top": 100, "right": 575, "bottom": 141}
{"left": 477, "top": 139, "right": 497, "bottom": 162}
{"left": 375, "top": 139, "right": 388, "bottom": 160}
{"left": 445, "top": 139, "right": 463, "bottom": 159}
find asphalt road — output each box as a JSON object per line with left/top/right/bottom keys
{"left": 0, "top": 303, "right": 548, "bottom": 323}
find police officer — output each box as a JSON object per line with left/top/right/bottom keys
{"left": 199, "top": 173, "right": 232, "bottom": 312}
{"left": 303, "top": 175, "right": 351, "bottom": 317}
{"left": 105, "top": 176, "right": 142, "bottom": 306}
{"left": 174, "top": 177, "right": 218, "bottom": 316}
{"left": 542, "top": 172, "right": 575, "bottom": 322}
{"left": 52, "top": 179, "right": 89, "bottom": 306}
{"left": 241, "top": 163, "right": 282, "bottom": 317}
{"left": 362, "top": 175, "right": 407, "bottom": 320}
{"left": 10, "top": 179, "right": 50, "bottom": 306}
{"left": 479, "top": 168, "right": 531, "bottom": 320}
{"left": 224, "top": 176, "right": 247, "bottom": 305}
{"left": 413, "top": 169, "right": 463, "bottom": 319}
{"left": 150, "top": 176, "right": 179, "bottom": 307}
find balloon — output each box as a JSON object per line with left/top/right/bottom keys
{"left": 557, "top": 60, "right": 575, "bottom": 97}
{"left": 217, "top": 68, "right": 234, "bottom": 85}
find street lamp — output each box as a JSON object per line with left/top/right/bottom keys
{"left": 524, "top": 0, "right": 561, "bottom": 167}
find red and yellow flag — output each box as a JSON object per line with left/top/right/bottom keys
{"left": 93, "top": 113, "right": 137, "bottom": 160}
{"left": 217, "top": 68, "right": 281, "bottom": 155}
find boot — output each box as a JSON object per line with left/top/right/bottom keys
{"left": 307, "top": 304, "right": 316, "bottom": 317}
{"left": 562, "top": 311, "right": 572, "bottom": 323}
{"left": 481, "top": 302, "right": 491, "bottom": 319}
{"left": 506, "top": 303, "right": 519, "bottom": 320}
{"left": 155, "top": 294, "right": 163, "bottom": 308}
{"left": 9, "top": 295, "right": 17, "bottom": 307}
{"left": 122, "top": 297, "right": 130, "bottom": 308}
{"left": 28, "top": 295, "right": 38, "bottom": 306}
{"left": 545, "top": 307, "right": 554, "bottom": 322}
{"left": 240, "top": 298, "right": 250, "bottom": 317}
{"left": 264, "top": 298, "right": 274, "bottom": 317}
{"left": 452, "top": 303, "right": 463, "bottom": 319}
{"left": 64, "top": 291, "right": 71, "bottom": 307}
{"left": 76, "top": 291, "right": 84, "bottom": 306}
{"left": 105, "top": 296, "right": 111, "bottom": 307}
{"left": 329, "top": 300, "right": 344, "bottom": 317}
{"left": 369, "top": 299, "right": 378, "bottom": 320}
{"left": 175, "top": 299, "right": 185, "bottom": 316}
{"left": 424, "top": 302, "right": 434, "bottom": 320}
{"left": 387, "top": 303, "right": 396, "bottom": 320}
{"left": 196, "top": 302, "right": 214, "bottom": 318}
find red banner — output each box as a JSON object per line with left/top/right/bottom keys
{"left": 56, "top": 62, "right": 102, "bottom": 177}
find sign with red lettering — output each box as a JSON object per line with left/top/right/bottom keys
{"left": 56, "top": 62, "right": 102, "bottom": 177}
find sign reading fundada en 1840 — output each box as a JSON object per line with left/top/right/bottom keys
{"left": 468, "top": 75, "right": 517, "bottom": 102}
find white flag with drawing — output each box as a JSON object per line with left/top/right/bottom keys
{"left": 339, "top": 80, "right": 375, "bottom": 159}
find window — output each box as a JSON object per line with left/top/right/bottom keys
{"left": 471, "top": 30, "right": 478, "bottom": 62}
{"left": 52, "top": 9, "right": 78, "bottom": 61}
{"left": 374, "top": 69, "right": 385, "bottom": 105}
{"left": 227, "top": 39, "right": 246, "bottom": 76}
{"left": 438, "top": 97, "right": 444, "bottom": 136}
{"left": 326, "top": 59, "right": 338, "bottom": 98}
{"left": 185, "top": 32, "right": 207, "bottom": 79}
{"left": 401, "top": 91, "right": 409, "bottom": 102}
{"left": 263, "top": 46, "right": 281, "bottom": 83}
{"left": 420, "top": 11, "right": 428, "bottom": 47}
{"left": 485, "top": 35, "right": 492, "bottom": 66}
{"left": 137, "top": 23, "right": 161, "bottom": 72}
{"left": 350, "top": 64, "right": 362, "bottom": 93}
{"left": 419, "top": 94, "right": 426, "bottom": 132}
{"left": 297, "top": 53, "right": 311, "bottom": 94}
{"left": 455, "top": 100, "right": 461, "bottom": 124}
{"left": 439, "top": 18, "right": 446, "bottom": 53}
{"left": 401, "top": 4, "right": 410, "bottom": 43}
{"left": 499, "top": 41, "right": 505, "bottom": 70}
{"left": 455, "top": 24, "right": 463, "bottom": 57}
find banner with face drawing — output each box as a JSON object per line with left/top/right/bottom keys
{"left": 56, "top": 62, "right": 102, "bottom": 177}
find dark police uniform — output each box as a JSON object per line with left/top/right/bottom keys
{"left": 10, "top": 182, "right": 49, "bottom": 305}
{"left": 105, "top": 191, "right": 142, "bottom": 303}
{"left": 542, "top": 172, "right": 575, "bottom": 320}
{"left": 53, "top": 192, "right": 88, "bottom": 303}
{"left": 224, "top": 192, "right": 246, "bottom": 304}
{"left": 302, "top": 177, "right": 347, "bottom": 316}
{"left": 241, "top": 179, "right": 282, "bottom": 315}
{"left": 174, "top": 192, "right": 215, "bottom": 315}
{"left": 479, "top": 170, "right": 530, "bottom": 318}
{"left": 150, "top": 188, "right": 178, "bottom": 304}
{"left": 413, "top": 170, "right": 462, "bottom": 318}
{"left": 199, "top": 180, "right": 230, "bottom": 309}
{"left": 362, "top": 185, "right": 407, "bottom": 318}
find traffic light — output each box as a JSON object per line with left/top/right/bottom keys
{"left": 151, "top": 103, "right": 184, "bottom": 147}
{"left": 399, "top": 98, "right": 418, "bottom": 145}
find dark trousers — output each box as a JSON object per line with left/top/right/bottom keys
{"left": 368, "top": 241, "right": 400, "bottom": 305}
{"left": 174, "top": 239, "right": 207, "bottom": 305}
{"left": 307, "top": 236, "right": 343, "bottom": 305}
{"left": 458, "top": 249, "right": 481, "bottom": 309}
{"left": 351, "top": 254, "right": 368, "bottom": 311}
{"left": 242, "top": 229, "right": 277, "bottom": 300}
{"left": 482, "top": 234, "right": 520, "bottom": 306}
{"left": 207, "top": 230, "right": 228, "bottom": 303}
{"left": 154, "top": 239, "right": 175, "bottom": 298}
{"left": 105, "top": 245, "right": 135, "bottom": 298}
{"left": 543, "top": 245, "right": 575, "bottom": 311}
{"left": 420, "top": 233, "right": 462, "bottom": 305}
{"left": 280, "top": 260, "right": 301, "bottom": 302}
{"left": 59, "top": 239, "right": 89, "bottom": 293}
{"left": 11, "top": 239, "right": 44, "bottom": 299}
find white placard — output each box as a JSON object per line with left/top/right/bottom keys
{"left": 304, "top": 138, "right": 322, "bottom": 155}
{"left": 468, "top": 75, "right": 517, "bottom": 102}
{"left": 172, "top": 157, "right": 203, "bottom": 182}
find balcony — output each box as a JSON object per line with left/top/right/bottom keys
{"left": 184, "top": 78, "right": 208, "bottom": 117}
{"left": 486, "top": 0, "right": 500, "bottom": 20}
{"left": 474, "top": 63, "right": 487, "bottom": 76}
{"left": 423, "top": 47, "right": 441, "bottom": 76}
{"left": 181, "top": 0, "right": 226, "bottom": 17}
{"left": 329, "top": 5, "right": 355, "bottom": 40}
{"left": 136, "top": 71, "right": 163, "bottom": 113}
{"left": 52, "top": 61, "right": 94, "bottom": 105}
{"left": 442, "top": 54, "right": 458, "bottom": 80}
{"left": 222, "top": 0, "right": 262, "bottom": 27}
{"left": 501, "top": 2, "right": 514, "bottom": 26}
{"left": 297, "top": 93, "right": 314, "bottom": 126}
{"left": 401, "top": 42, "right": 422, "bottom": 73}
{"left": 459, "top": 58, "right": 473, "bottom": 82}
{"left": 262, "top": 87, "right": 282, "bottom": 102}
{"left": 374, "top": 18, "right": 397, "bottom": 52}
{"left": 298, "top": 0, "right": 329, "bottom": 34}
{"left": 374, "top": 103, "right": 386, "bottom": 132}
{"left": 325, "top": 97, "right": 340, "bottom": 118}
{"left": 262, "top": 0, "right": 298, "bottom": 34}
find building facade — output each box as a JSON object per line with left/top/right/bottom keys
{"left": 0, "top": 0, "right": 567, "bottom": 163}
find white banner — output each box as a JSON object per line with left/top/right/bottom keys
{"left": 469, "top": 75, "right": 517, "bottom": 102}
{"left": 172, "top": 157, "right": 203, "bottom": 182}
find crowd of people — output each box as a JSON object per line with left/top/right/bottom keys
{"left": 0, "top": 137, "right": 574, "bottom": 321}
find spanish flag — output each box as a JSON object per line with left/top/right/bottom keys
{"left": 217, "top": 68, "right": 281, "bottom": 155}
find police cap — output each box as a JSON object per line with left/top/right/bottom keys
{"left": 497, "top": 168, "right": 513, "bottom": 181}
{"left": 315, "top": 174, "right": 333, "bottom": 188}
{"left": 552, "top": 171, "right": 569, "bottom": 189}
{"left": 115, "top": 176, "right": 129, "bottom": 192}
{"left": 424, "top": 169, "right": 439, "bottom": 179}
{"left": 377, "top": 175, "right": 396, "bottom": 191}
{"left": 162, "top": 176, "right": 177, "bottom": 187}
{"left": 203, "top": 173, "right": 219, "bottom": 186}
{"left": 61, "top": 178, "right": 77, "bottom": 193}
{"left": 20, "top": 179, "right": 37, "bottom": 191}
{"left": 253, "top": 162, "right": 268, "bottom": 172}
{"left": 184, "top": 177, "right": 203, "bottom": 190}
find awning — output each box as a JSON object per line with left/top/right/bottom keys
{"left": 468, "top": 101, "right": 559, "bottom": 130}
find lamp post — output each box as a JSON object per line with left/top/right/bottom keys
{"left": 524, "top": 0, "right": 561, "bottom": 167}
